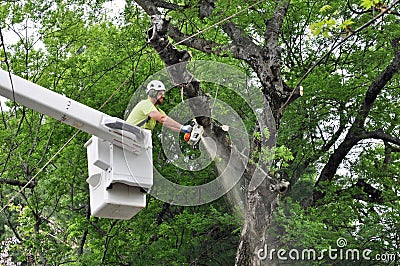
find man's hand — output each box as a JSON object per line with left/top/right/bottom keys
{"left": 180, "top": 124, "right": 193, "bottom": 133}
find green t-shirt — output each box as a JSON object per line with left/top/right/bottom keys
{"left": 126, "top": 98, "right": 165, "bottom": 131}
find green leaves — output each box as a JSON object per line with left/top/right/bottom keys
{"left": 340, "top": 19, "right": 355, "bottom": 29}
{"left": 309, "top": 16, "right": 355, "bottom": 37}
{"left": 310, "top": 18, "right": 337, "bottom": 37}
{"left": 309, "top": 0, "right": 387, "bottom": 38}
{"left": 360, "top": 0, "right": 381, "bottom": 10}
{"left": 0, "top": 3, "right": 10, "bottom": 23}
{"left": 319, "top": 5, "right": 333, "bottom": 12}
{"left": 1, "top": 0, "right": 399, "bottom": 264}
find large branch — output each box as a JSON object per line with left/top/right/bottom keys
{"left": 168, "top": 26, "right": 226, "bottom": 55}
{"left": 134, "top": 0, "right": 196, "bottom": 15}
{"left": 343, "top": 176, "right": 398, "bottom": 205}
{"left": 312, "top": 38, "right": 400, "bottom": 205}
{"left": 361, "top": 130, "right": 400, "bottom": 146}
{"left": 264, "top": 0, "right": 291, "bottom": 45}
{"left": 355, "top": 38, "right": 400, "bottom": 127}
{"left": 0, "top": 178, "right": 35, "bottom": 188}
{"left": 216, "top": 2, "right": 298, "bottom": 123}
{"left": 222, "top": 0, "right": 296, "bottom": 120}
{"left": 152, "top": 0, "right": 182, "bottom": 10}
{"left": 136, "top": 0, "right": 227, "bottom": 56}
{"left": 338, "top": 179, "right": 385, "bottom": 204}
{"left": 134, "top": 0, "right": 161, "bottom": 16}
{"left": 351, "top": 179, "right": 384, "bottom": 204}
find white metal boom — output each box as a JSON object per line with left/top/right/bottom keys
{"left": 0, "top": 69, "right": 153, "bottom": 219}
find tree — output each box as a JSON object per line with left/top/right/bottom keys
{"left": 1, "top": 0, "right": 399, "bottom": 265}
{"left": 131, "top": 0, "right": 400, "bottom": 264}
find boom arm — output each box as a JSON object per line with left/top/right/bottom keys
{"left": 0, "top": 69, "right": 148, "bottom": 152}
{"left": 0, "top": 69, "right": 153, "bottom": 220}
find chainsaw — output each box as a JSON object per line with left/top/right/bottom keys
{"left": 183, "top": 119, "right": 204, "bottom": 146}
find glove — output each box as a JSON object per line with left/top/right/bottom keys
{"left": 180, "top": 124, "right": 192, "bottom": 133}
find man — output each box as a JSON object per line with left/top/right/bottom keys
{"left": 126, "top": 80, "right": 192, "bottom": 133}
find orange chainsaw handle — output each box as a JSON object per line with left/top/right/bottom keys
{"left": 184, "top": 132, "right": 191, "bottom": 142}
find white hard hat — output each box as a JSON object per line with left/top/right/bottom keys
{"left": 146, "top": 80, "right": 165, "bottom": 95}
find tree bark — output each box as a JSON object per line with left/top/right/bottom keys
{"left": 135, "top": 1, "right": 294, "bottom": 264}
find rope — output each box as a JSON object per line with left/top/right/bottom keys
{"left": 155, "top": 0, "right": 263, "bottom": 57}
{"left": 174, "top": 0, "right": 264, "bottom": 47}
{"left": 280, "top": 0, "right": 400, "bottom": 111}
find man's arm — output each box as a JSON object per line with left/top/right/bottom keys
{"left": 148, "top": 110, "right": 182, "bottom": 132}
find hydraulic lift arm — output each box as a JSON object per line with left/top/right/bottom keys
{"left": 0, "top": 69, "right": 148, "bottom": 151}
{"left": 0, "top": 69, "right": 153, "bottom": 219}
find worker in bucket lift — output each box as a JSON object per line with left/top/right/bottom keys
{"left": 126, "top": 80, "right": 192, "bottom": 133}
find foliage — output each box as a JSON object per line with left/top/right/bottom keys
{"left": 0, "top": 0, "right": 399, "bottom": 265}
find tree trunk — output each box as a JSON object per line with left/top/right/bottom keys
{"left": 137, "top": 0, "right": 295, "bottom": 262}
